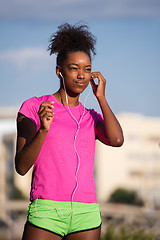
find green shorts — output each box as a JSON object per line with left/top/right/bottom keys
{"left": 27, "top": 199, "right": 102, "bottom": 237}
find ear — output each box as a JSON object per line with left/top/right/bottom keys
{"left": 56, "top": 65, "right": 61, "bottom": 79}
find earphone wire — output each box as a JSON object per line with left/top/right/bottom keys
{"left": 35, "top": 75, "right": 91, "bottom": 219}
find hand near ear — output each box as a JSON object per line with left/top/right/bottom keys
{"left": 90, "top": 72, "right": 106, "bottom": 99}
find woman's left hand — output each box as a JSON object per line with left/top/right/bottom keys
{"left": 90, "top": 72, "right": 124, "bottom": 147}
{"left": 90, "top": 72, "right": 106, "bottom": 98}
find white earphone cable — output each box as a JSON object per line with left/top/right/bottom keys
{"left": 35, "top": 74, "right": 91, "bottom": 219}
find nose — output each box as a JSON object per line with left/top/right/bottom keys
{"left": 77, "top": 70, "right": 85, "bottom": 79}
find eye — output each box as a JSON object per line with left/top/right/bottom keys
{"left": 69, "top": 67, "right": 78, "bottom": 71}
{"left": 85, "top": 68, "right": 91, "bottom": 72}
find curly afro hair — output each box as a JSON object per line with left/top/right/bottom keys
{"left": 48, "top": 23, "right": 96, "bottom": 66}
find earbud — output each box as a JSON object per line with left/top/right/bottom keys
{"left": 59, "top": 72, "right": 63, "bottom": 78}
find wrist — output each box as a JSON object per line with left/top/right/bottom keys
{"left": 96, "top": 95, "right": 106, "bottom": 101}
{"left": 38, "top": 127, "right": 49, "bottom": 135}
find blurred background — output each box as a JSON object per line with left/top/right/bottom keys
{"left": 0, "top": 0, "right": 160, "bottom": 239}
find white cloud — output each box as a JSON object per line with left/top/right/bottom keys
{"left": 0, "top": 47, "right": 55, "bottom": 69}
{"left": 0, "top": 0, "right": 159, "bottom": 21}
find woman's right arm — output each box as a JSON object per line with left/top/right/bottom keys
{"left": 15, "top": 101, "right": 54, "bottom": 176}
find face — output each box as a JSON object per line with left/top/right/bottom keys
{"left": 58, "top": 51, "right": 92, "bottom": 95}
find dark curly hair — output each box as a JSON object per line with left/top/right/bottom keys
{"left": 48, "top": 23, "right": 96, "bottom": 66}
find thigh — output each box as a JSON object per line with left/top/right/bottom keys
{"left": 63, "top": 226, "right": 101, "bottom": 240}
{"left": 22, "top": 222, "right": 62, "bottom": 240}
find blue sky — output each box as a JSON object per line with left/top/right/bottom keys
{"left": 0, "top": 0, "right": 160, "bottom": 117}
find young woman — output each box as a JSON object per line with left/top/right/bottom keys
{"left": 15, "top": 23, "right": 124, "bottom": 240}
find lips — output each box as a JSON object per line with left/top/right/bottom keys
{"left": 74, "top": 80, "right": 86, "bottom": 86}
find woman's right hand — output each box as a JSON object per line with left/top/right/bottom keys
{"left": 38, "top": 101, "right": 54, "bottom": 132}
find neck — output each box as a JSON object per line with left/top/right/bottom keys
{"left": 57, "top": 89, "right": 79, "bottom": 107}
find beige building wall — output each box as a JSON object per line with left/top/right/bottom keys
{"left": 0, "top": 117, "right": 32, "bottom": 203}
{"left": 14, "top": 167, "right": 32, "bottom": 198}
{"left": 95, "top": 113, "right": 160, "bottom": 208}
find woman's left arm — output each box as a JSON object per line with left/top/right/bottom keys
{"left": 90, "top": 72, "right": 124, "bottom": 147}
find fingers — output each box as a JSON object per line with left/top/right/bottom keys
{"left": 91, "top": 72, "right": 106, "bottom": 84}
{"left": 90, "top": 72, "right": 106, "bottom": 98}
{"left": 38, "top": 101, "right": 54, "bottom": 120}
